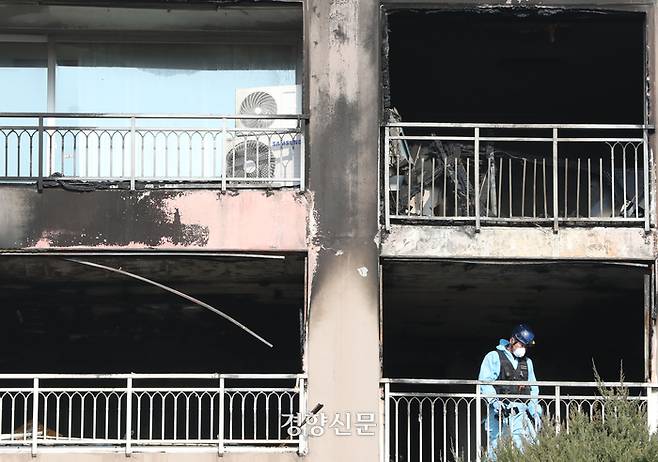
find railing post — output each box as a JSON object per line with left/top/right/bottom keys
{"left": 648, "top": 385, "right": 658, "bottom": 434}
{"left": 125, "top": 376, "right": 132, "bottom": 457}
{"left": 31, "top": 377, "right": 38, "bottom": 457}
{"left": 130, "top": 117, "right": 136, "bottom": 191}
{"left": 221, "top": 118, "right": 227, "bottom": 192}
{"left": 37, "top": 116, "right": 44, "bottom": 193}
{"left": 218, "top": 376, "right": 225, "bottom": 456}
{"left": 643, "top": 129, "right": 650, "bottom": 233}
{"left": 555, "top": 385, "right": 561, "bottom": 435}
{"left": 474, "top": 127, "right": 481, "bottom": 232}
{"left": 384, "top": 127, "right": 391, "bottom": 231}
{"left": 475, "top": 383, "right": 482, "bottom": 462}
{"left": 297, "top": 376, "right": 308, "bottom": 455}
{"left": 553, "top": 128, "right": 559, "bottom": 233}
{"left": 299, "top": 117, "right": 306, "bottom": 192}
{"left": 383, "top": 382, "right": 390, "bottom": 462}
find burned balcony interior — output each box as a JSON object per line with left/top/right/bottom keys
{"left": 381, "top": 260, "right": 647, "bottom": 462}
{"left": 0, "top": 255, "right": 304, "bottom": 373}
{"left": 0, "top": 255, "right": 306, "bottom": 451}
{"left": 384, "top": 10, "right": 648, "bottom": 226}
{"left": 382, "top": 260, "right": 645, "bottom": 382}
{"left": 0, "top": 3, "right": 305, "bottom": 189}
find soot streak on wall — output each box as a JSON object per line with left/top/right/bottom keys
{"left": 0, "top": 188, "right": 209, "bottom": 248}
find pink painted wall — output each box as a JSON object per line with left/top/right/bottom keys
{"left": 0, "top": 188, "right": 309, "bottom": 252}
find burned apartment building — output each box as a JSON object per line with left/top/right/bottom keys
{"left": 0, "top": 1, "right": 655, "bottom": 462}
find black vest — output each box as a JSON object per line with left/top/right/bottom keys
{"left": 493, "top": 350, "right": 531, "bottom": 396}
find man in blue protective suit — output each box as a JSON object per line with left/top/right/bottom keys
{"left": 478, "top": 324, "right": 541, "bottom": 458}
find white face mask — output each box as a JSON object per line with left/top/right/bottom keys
{"left": 513, "top": 347, "right": 526, "bottom": 358}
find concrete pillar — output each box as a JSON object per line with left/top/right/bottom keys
{"left": 305, "top": 0, "right": 381, "bottom": 461}
{"left": 646, "top": 263, "right": 658, "bottom": 432}
{"left": 649, "top": 6, "right": 658, "bottom": 433}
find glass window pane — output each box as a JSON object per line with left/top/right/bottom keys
{"left": 0, "top": 43, "right": 47, "bottom": 112}
{"left": 0, "top": 43, "right": 47, "bottom": 177}
{"left": 55, "top": 43, "right": 298, "bottom": 114}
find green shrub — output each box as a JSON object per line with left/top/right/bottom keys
{"left": 487, "top": 376, "right": 658, "bottom": 462}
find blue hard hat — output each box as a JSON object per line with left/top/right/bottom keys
{"left": 512, "top": 324, "right": 535, "bottom": 346}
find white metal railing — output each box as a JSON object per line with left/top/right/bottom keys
{"left": 0, "top": 373, "right": 306, "bottom": 455}
{"left": 381, "top": 378, "right": 658, "bottom": 462}
{"left": 384, "top": 123, "right": 652, "bottom": 231}
{"left": 0, "top": 113, "right": 307, "bottom": 190}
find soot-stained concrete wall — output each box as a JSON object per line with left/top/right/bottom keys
{"left": 305, "top": 0, "right": 381, "bottom": 461}
{"left": 0, "top": 187, "right": 309, "bottom": 251}
{"left": 382, "top": 225, "right": 656, "bottom": 260}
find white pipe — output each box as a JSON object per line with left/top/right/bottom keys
{"left": 65, "top": 259, "right": 274, "bottom": 348}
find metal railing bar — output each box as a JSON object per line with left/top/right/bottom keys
{"left": 386, "top": 122, "right": 652, "bottom": 130}
{"left": 99, "top": 439, "right": 299, "bottom": 445}
{"left": 0, "top": 113, "right": 310, "bottom": 120}
{"left": 390, "top": 136, "right": 476, "bottom": 141}
{"left": 388, "top": 215, "right": 646, "bottom": 222}
{"left": 381, "top": 378, "right": 656, "bottom": 387}
{"left": 553, "top": 128, "right": 558, "bottom": 232}
{"left": 0, "top": 373, "right": 305, "bottom": 379}
{"left": 643, "top": 129, "right": 650, "bottom": 232}
{"left": 387, "top": 392, "right": 649, "bottom": 400}
{"left": 0, "top": 446, "right": 300, "bottom": 453}
{"left": 25, "top": 126, "right": 301, "bottom": 134}
{"left": 557, "top": 137, "right": 645, "bottom": 143}
{"left": 6, "top": 176, "right": 303, "bottom": 182}
{"left": 370, "top": 135, "right": 645, "bottom": 143}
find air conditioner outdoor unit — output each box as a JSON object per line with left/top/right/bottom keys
{"left": 226, "top": 85, "right": 302, "bottom": 186}
{"left": 235, "top": 85, "right": 301, "bottom": 129}
{"left": 224, "top": 134, "right": 301, "bottom": 186}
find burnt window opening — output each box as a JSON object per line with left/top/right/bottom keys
{"left": 0, "top": 255, "right": 305, "bottom": 374}
{"left": 384, "top": 10, "right": 647, "bottom": 224}
{"left": 384, "top": 10, "right": 646, "bottom": 124}
{"left": 383, "top": 260, "right": 646, "bottom": 382}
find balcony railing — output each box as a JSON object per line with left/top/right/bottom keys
{"left": 382, "top": 378, "right": 658, "bottom": 462}
{"left": 0, "top": 113, "right": 306, "bottom": 190}
{"left": 384, "top": 123, "right": 651, "bottom": 231}
{"left": 0, "top": 373, "right": 307, "bottom": 455}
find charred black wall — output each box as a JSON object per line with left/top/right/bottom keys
{"left": 383, "top": 261, "right": 646, "bottom": 382}
{"left": 386, "top": 10, "right": 645, "bottom": 124}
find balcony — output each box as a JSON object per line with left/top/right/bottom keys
{"left": 380, "top": 260, "right": 656, "bottom": 461}
{"left": 0, "top": 113, "right": 306, "bottom": 190}
{"left": 0, "top": 255, "right": 307, "bottom": 455}
{"left": 384, "top": 123, "right": 651, "bottom": 232}
{"left": 383, "top": 9, "right": 649, "bottom": 239}
{"left": 0, "top": 1, "right": 304, "bottom": 195}
{"left": 0, "top": 373, "right": 306, "bottom": 455}
{"left": 381, "top": 378, "right": 655, "bottom": 462}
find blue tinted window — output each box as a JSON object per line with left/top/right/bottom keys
{"left": 56, "top": 43, "right": 297, "bottom": 114}
{"left": 0, "top": 43, "right": 47, "bottom": 112}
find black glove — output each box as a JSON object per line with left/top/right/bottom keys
{"left": 526, "top": 409, "right": 537, "bottom": 426}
